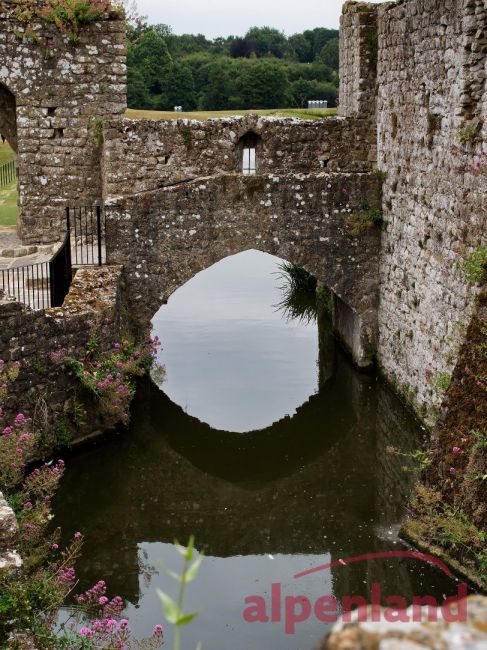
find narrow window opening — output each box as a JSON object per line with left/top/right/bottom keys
{"left": 54, "top": 127, "right": 64, "bottom": 139}
{"left": 238, "top": 131, "right": 261, "bottom": 175}
{"left": 242, "top": 147, "right": 256, "bottom": 175}
{"left": 47, "top": 107, "right": 56, "bottom": 117}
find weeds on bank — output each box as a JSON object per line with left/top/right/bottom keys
{"left": 403, "top": 484, "right": 487, "bottom": 588}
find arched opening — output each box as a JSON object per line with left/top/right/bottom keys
{"left": 151, "top": 249, "right": 325, "bottom": 432}
{"left": 237, "top": 130, "right": 261, "bottom": 174}
{"left": 0, "top": 83, "right": 18, "bottom": 231}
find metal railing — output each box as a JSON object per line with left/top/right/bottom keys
{"left": 67, "top": 206, "right": 106, "bottom": 266}
{"left": 0, "top": 232, "right": 72, "bottom": 311}
{"left": 0, "top": 160, "right": 16, "bottom": 188}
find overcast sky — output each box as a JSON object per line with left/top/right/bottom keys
{"left": 137, "top": 0, "right": 383, "bottom": 38}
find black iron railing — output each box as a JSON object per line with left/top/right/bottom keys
{"left": 0, "top": 160, "right": 16, "bottom": 188}
{"left": 0, "top": 232, "right": 72, "bottom": 311}
{"left": 67, "top": 206, "right": 106, "bottom": 266}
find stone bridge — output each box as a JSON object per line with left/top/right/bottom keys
{"left": 103, "top": 114, "right": 381, "bottom": 367}
{"left": 0, "top": 0, "right": 486, "bottom": 423}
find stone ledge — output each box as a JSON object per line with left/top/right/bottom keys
{"left": 0, "top": 491, "right": 21, "bottom": 572}
{"left": 318, "top": 596, "right": 487, "bottom": 650}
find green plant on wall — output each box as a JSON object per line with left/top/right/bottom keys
{"left": 435, "top": 372, "right": 451, "bottom": 392}
{"left": 457, "top": 124, "right": 479, "bottom": 144}
{"left": 13, "top": 0, "right": 121, "bottom": 45}
{"left": 89, "top": 115, "right": 105, "bottom": 145}
{"left": 463, "top": 246, "right": 487, "bottom": 284}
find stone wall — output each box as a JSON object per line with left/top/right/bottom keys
{"left": 105, "top": 170, "right": 382, "bottom": 367}
{"left": 340, "top": 0, "right": 487, "bottom": 423}
{"left": 0, "top": 491, "right": 20, "bottom": 572}
{"left": 0, "top": 1, "right": 126, "bottom": 243}
{"left": 374, "top": 0, "right": 487, "bottom": 422}
{"left": 0, "top": 266, "right": 125, "bottom": 440}
{"left": 339, "top": 1, "right": 378, "bottom": 126}
{"left": 102, "top": 114, "right": 376, "bottom": 198}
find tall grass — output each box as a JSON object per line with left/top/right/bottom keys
{"left": 274, "top": 261, "right": 318, "bottom": 324}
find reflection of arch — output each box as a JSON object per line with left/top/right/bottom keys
{"left": 52, "top": 353, "right": 450, "bottom": 610}
{"left": 0, "top": 83, "right": 17, "bottom": 152}
{"left": 237, "top": 130, "right": 262, "bottom": 174}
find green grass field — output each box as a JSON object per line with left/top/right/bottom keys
{"left": 0, "top": 141, "right": 18, "bottom": 228}
{"left": 126, "top": 107, "right": 337, "bottom": 121}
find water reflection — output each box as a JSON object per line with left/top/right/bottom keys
{"left": 151, "top": 251, "right": 319, "bottom": 432}
{"left": 52, "top": 251, "right": 457, "bottom": 650}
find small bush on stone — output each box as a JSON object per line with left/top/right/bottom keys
{"left": 13, "top": 0, "right": 122, "bottom": 44}
{"left": 458, "top": 124, "right": 480, "bottom": 144}
{"left": 463, "top": 246, "right": 487, "bottom": 284}
{"left": 435, "top": 372, "right": 451, "bottom": 392}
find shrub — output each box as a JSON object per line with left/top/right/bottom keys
{"left": 463, "top": 246, "right": 487, "bottom": 284}
{"left": 435, "top": 372, "right": 451, "bottom": 392}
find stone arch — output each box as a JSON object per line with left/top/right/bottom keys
{"left": 105, "top": 170, "right": 381, "bottom": 368}
{"left": 0, "top": 83, "right": 17, "bottom": 153}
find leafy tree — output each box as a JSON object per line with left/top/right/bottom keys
{"left": 244, "top": 26, "right": 291, "bottom": 58}
{"left": 288, "top": 33, "right": 313, "bottom": 62}
{"left": 236, "top": 59, "right": 291, "bottom": 108}
{"left": 125, "top": 21, "right": 340, "bottom": 111}
{"left": 229, "top": 37, "right": 252, "bottom": 58}
{"left": 127, "top": 67, "right": 153, "bottom": 108}
{"left": 127, "top": 29, "right": 172, "bottom": 94}
{"left": 303, "top": 27, "right": 338, "bottom": 59}
{"left": 159, "top": 62, "right": 197, "bottom": 111}
{"left": 199, "top": 61, "right": 232, "bottom": 110}
{"left": 317, "top": 38, "right": 339, "bottom": 70}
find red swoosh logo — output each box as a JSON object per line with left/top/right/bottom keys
{"left": 293, "top": 551, "right": 453, "bottom": 580}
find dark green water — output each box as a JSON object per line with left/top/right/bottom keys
{"left": 52, "top": 250, "right": 457, "bottom": 650}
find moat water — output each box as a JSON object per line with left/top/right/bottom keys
{"left": 53, "top": 250, "right": 457, "bottom": 649}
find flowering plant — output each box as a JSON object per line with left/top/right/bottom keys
{"left": 65, "top": 337, "right": 161, "bottom": 423}
{"left": 467, "top": 154, "right": 487, "bottom": 175}
{"left": 0, "top": 360, "right": 165, "bottom": 649}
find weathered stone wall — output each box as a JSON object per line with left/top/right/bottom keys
{"left": 102, "top": 114, "right": 376, "bottom": 198}
{"left": 339, "top": 1, "right": 378, "bottom": 126}
{"left": 340, "top": 0, "right": 487, "bottom": 422}
{"left": 0, "top": 1, "right": 126, "bottom": 243}
{"left": 374, "top": 0, "right": 487, "bottom": 422}
{"left": 0, "top": 266, "right": 125, "bottom": 439}
{"left": 105, "top": 170, "right": 382, "bottom": 366}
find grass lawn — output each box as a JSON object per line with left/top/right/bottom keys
{"left": 126, "top": 107, "right": 337, "bottom": 121}
{"left": 0, "top": 141, "right": 18, "bottom": 228}
{"left": 0, "top": 140, "right": 14, "bottom": 164}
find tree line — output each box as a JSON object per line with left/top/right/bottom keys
{"left": 127, "top": 23, "right": 339, "bottom": 111}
